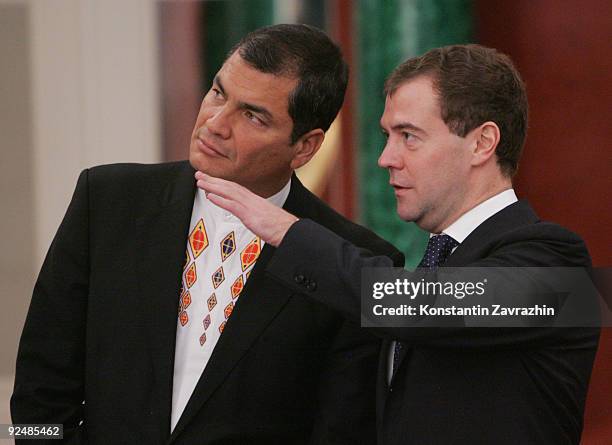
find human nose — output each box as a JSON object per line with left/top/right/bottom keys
{"left": 205, "top": 105, "right": 231, "bottom": 139}
{"left": 378, "top": 140, "right": 402, "bottom": 170}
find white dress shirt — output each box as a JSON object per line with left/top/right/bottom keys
{"left": 387, "top": 189, "right": 518, "bottom": 383}
{"left": 171, "top": 179, "right": 291, "bottom": 431}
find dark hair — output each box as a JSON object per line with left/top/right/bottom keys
{"left": 229, "top": 24, "right": 348, "bottom": 144}
{"left": 385, "top": 44, "right": 528, "bottom": 177}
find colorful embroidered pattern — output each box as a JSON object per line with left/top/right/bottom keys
{"left": 203, "top": 314, "right": 211, "bottom": 330}
{"left": 179, "top": 310, "right": 189, "bottom": 326}
{"left": 231, "top": 275, "right": 244, "bottom": 299}
{"left": 240, "top": 237, "right": 261, "bottom": 271}
{"left": 224, "top": 302, "right": 234, "bottom": 319}
{"left": 207, "top": 293, "right": 217, "bottom": 311}
{"left": 212, "top": 266, "right": 225, "bottom": 289}
{"left": 220, "top": 231, "right": 236, "bottom": 262}
{"left": 189, "top": 219, "right": 209, "bottom": 259}
{"left": 185, "top": 263, "right": 197, "bottom": 288}
{"left": 199, "top": 333, "right": 207, "bottom": 346}
{"left": 181, "top": 291, "right": 192, "bottom": 309}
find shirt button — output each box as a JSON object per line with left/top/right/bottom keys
{"left": 306, "top": 281, "right": 317, "bottom": 292}
{"left": 294, "top": 274, "right": 305, "bottom": 284}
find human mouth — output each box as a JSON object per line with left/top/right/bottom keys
{"left": 196, "top": 135, "right": 227, "bottom": 158}
{"left": 390, "top": 182, "right": 413, "bottom": 194}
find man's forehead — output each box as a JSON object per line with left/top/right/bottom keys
{"left": 217, "top": 53, "right": 297, "bottom": 97}
{"left": 380, "top": 95, "right": 404, "bottom": 127}
{"left": 381, "top": 78, "right": 440, "bottom": 126}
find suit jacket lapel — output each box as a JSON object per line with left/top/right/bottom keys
{"left": 169, "top": 175, "right": 309, "bottom": 442}
{"left": 444, "top": 200, "right": 539, "bottom": 267}
{"left": 135, "top": 162, "right": 196, "bottom": 440}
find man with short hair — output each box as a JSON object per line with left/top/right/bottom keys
{"left": 12, "top": 24, "right": 403, "bottom": 444}
{"left": 196, "top": 44, "right": 599, "bottom": 444}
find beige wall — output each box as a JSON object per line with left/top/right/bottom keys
{"left": 1, "top": 0, "right": 162, "bottom": 426}
{"left": 0, "top": 3, "right": 35, "bottom": 430}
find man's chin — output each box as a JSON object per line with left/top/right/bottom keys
{"left": 396, "top": 206, "right": 422, "bottom": 224}
{"left": 189, "top": 153, "right": 228, "bottom": 178}
{"left": 188, "top": 150, "right": 204, "bottom": 171}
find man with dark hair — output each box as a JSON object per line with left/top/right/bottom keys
{"left": 12, "top": 24, "right": 403, "bottom": 444}
{"left": 383, "top": 44, "right": 527, "bottom": 177}
{"left": 233, "top": 23, "right": 348, "bottom": 144}
{"left": 196, "top": 44, "right": 599, "bottom": 444}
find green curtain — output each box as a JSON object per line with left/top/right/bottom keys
{"left": 202, "top": 0, "right": 274, "bottom": 89}
{"left": 201, "top": 0, "right": 332, "bottom": 89}
{"left": 357, "top": 0, "right": 474, "bottom": 267}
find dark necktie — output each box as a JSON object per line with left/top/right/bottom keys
{"left": 392, "top": 234, "right": 459, "bottom": 376}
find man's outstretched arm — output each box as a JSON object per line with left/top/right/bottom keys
{"left": 195, "top": 172, "right": 596, "bottom": 350}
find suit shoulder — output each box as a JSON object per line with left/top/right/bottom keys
{"left": 76, "top": 161, "right": 194, "bottom": 217}
{"left": 87, "top": 160, "right": 190, "bottom": 184}
{"left": 299, "top": 188, "right": 403, "bottom": 263}
{"left": 490, "top": 220, "right": 591, "bottom": 267}
{"left": 84, "top": 160, "right": 191, "bottom": 195}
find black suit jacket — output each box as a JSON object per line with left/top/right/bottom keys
{"left": 266, "top": 200, "right": 600, "bottom": 444}
{"left": 11, "top": 161, "right": 404, "bottom": 444}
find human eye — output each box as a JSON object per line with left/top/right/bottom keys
{"left": 244, "top": 110, "right": 266, "bottom": 127}
{"left": 205, "top": 87, "right": 224, "bottom": 103}
{"left": 402, "top": 131, "right": 417, "bottom": 142}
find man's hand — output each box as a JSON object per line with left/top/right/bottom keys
{"left": 195, "top": 171, "right": 299, "bottom": 247}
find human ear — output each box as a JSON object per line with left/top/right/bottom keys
{"left": 470, "top": 121, "right": 500, "bottom": 167}
{"left": 290, "top": 129, "right": 325, "bottom": 170}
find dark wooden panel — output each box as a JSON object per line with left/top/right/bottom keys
{"left": 159, "top": 1, "right": 203, "bottom": 161}
{"left": 476, "top": 1, "right": 612, "bottom": 442}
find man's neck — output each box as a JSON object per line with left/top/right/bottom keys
{"left": 459, "top": 180, "right": 512, "bottom": 220}
{"left": 246, "top": 172, "right": 293, "bottom": 199}
{"left": 432, "top": 176, "right": 513, "bottom": 234}
{"left": 440, "top": 188, "right": 517, "bottom": 243}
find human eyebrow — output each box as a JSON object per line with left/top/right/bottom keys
{"left": 238, "top": 101, "right": 273, "bottom": 123}
{"left": 212, "top": 75, "right": 272, "bottom": 123}
{"left": 213, "top": 75, "right": 226, "bottom": 95}
{"left": 391, "top": 122, "right": 427, "bottom": 137}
